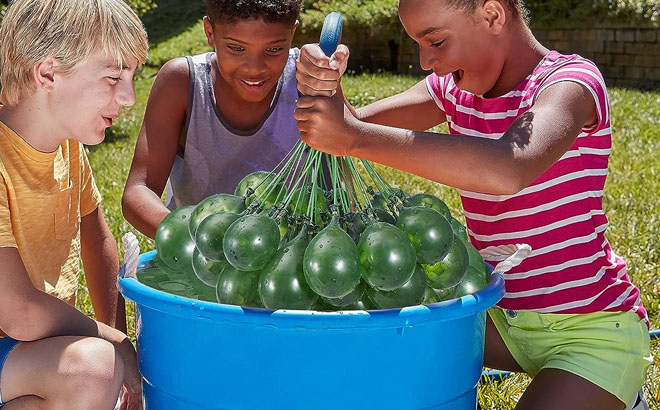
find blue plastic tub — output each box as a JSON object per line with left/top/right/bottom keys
{"left": 118, "top": 250, "right": 504, "bottom": 410}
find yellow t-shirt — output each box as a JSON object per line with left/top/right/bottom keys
{"left": 0, "top": 121, "right": 101, "bottom": 336}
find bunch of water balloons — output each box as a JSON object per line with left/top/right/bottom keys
{"left": 137, "top": 141, "right": 490, "bottom": 310}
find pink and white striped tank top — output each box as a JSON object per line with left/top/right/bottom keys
{"left": 426, "top": 51, "right": 647, "bottom": 324}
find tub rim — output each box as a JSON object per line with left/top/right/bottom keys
{"left": 118, "top": 250, "right": 504, "bottom": 329}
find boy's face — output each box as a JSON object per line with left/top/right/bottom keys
{"left": 399, "top": 0, "right": 506, "bottom": 96}
{"left": 49, "top": 49, "right": 138, "bottom": 145}
{"left": 204, "top": 17, "right": 296, "bottom": 104}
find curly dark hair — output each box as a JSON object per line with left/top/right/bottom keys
{"left": 204, "top": 0, "right": 302, "bottom": 26}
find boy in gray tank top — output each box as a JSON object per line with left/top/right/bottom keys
{"left": 122, "top": 0, "right": 303, "bottom": 238}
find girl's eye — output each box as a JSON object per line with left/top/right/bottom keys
{"left": 431, "top": 40, "right": 445, "bottom": 48}
{"left": 266, "top": 47, "right": 284, "bottom": 54}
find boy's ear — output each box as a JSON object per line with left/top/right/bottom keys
{"left": 203, "top": 16, "right": 216, "bottom": 49}
{"left": 291, "top": 20, "right": 299, "bottom": 39}
{"left": 33, "top": 57, "right": 60, "bottom": 92}
{"left": 480, "top": 0, "right": 506, "bottom": 34}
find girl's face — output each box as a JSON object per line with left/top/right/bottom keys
{"left": 205, "top": 17, "right": 296, "bottom": 104}
{"left": 399, "top": 0, "right": 506, "bottom": 96}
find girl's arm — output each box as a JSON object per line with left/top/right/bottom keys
{"left": 122, "top": 58, "right": 190, "bottom": 239}
{"left": 353, "top": 79, "right": 446, "bottom": 131}
{"left": 296, "top": 80, "right": 596, "bottom": 195}
{"left": 296, "top": 44, "right": 446, "bottom": 132}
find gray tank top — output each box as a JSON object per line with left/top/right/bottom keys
{"left": 166, "top": 49, "right": 301, "bottom": 209}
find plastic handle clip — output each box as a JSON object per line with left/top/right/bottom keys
{"left": 319, "top": 12, "right": 343, "bottom": 57}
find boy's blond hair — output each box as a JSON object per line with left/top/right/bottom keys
{"left": 0, "top": 0, "right": 149, "bottom": 106}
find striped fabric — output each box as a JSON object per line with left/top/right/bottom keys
{"left": 426, "top": 51, "right": 648, "bottom": 324}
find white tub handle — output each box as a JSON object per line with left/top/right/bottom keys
{"left": 121, "top": 232, "right": 141, "bottom": 279}
{"left": 479, "top": 244, "right": 532, "bottom": 275}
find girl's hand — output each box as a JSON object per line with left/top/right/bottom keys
{"left": 295, "top": 88, "right": 359, "bottom": 157}
{"left": 296, "top": 44, "right": 349, "bottom": 97}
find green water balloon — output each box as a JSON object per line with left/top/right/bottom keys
{"left": 192, "top": 247, "right": 227, "bottom": 287}
{"left": 188, "top": 194, "right": 246, "bottom": 237}
{"left": 322, "top": 279, "right": 366, "bottom": 308}
{"left": 423, "top": 284, "right": 459, "bottom": 304}
{"left": 366, "top": 264, "right": 427, "bottom": 309}
{"left": 155, "top": 205, "right": 196, "bottom": 273}
{"left": 450, "top": 217, "right": 468, "bottom": 241}
{"left": 234, "top": 171, "right": 284, "bottom": 209}
{"left": 303, "top": 217, "right": 361, "bottom": 298}
{"left": 423, "top": 236, "right": 469, "bottom": 290}
{"left": 358, "top": 222, "right": 417, "bottom": 291}
{"left": 396, "top": 206, "right": 454, "bottom": 265}
{"left": 223, "top": 213, "right": 281, "bottom": 272}
{"left": 403, "top": 193, "right": 451, "bottom": 219}
{"left": 456, "top": 266, "right": 490, "bottom": 297}
{"left": 215, "top": 265, "right": 262, "bottom": 307}
{"left": 194, "top": 211, "right": 240, "bottom": 261}
{"left": 258, "top": 230, "right": 318, "bottom": 310}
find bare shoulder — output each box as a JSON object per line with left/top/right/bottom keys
{"left": 149, "top": 57, "right": 190, "bottom": 101}
{"left": 146, "top": 57, "right": 191, "bottom": 113}
{"left": 158, "top": 57, "right": 190, "bottom": 82}
{"left": 534, "top": 80, "right": 597, "bottom": 128}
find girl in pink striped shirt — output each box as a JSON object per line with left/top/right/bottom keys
{"left": 294, "top": 1, "right": 651, "bottom": 409}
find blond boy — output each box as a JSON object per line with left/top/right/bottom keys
{"left": 0, "top": 0, "right": 148, "bottom": 409}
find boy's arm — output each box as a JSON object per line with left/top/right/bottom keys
{"left": 122, "top": 57, "right": 190, "bottom": 239}
{"left": 0, "top": 247, "right": 141, "bottom": 394}
{"left": 296, "top": 44, "right": 446, "bottom": 131}
{"left": 80, "top": 206, "right": 125, "bottom": 332}
{"left": 296, "top": 80, "right": 596, "bottom": 195}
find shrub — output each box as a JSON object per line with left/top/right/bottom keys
{"left": 300, "top": 0, "right": 399, "bottom": 36}
{"left": 0, "top": 0, "right": 156, "bottom": 18}
{"left": 526, "top": 0, "right": 659, "bottom": 27}
{"left": 299, "top": 0, "right": 659, "bottom": 30}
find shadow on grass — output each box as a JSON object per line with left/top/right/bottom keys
{"left": 142, "top": 0, "right": 206, "bottom": 50}
{"left": 102, "top": 126, "right": 135, "bottom": 146}
{"left": 85, "top": 127, "right": 135, "bottom": 153}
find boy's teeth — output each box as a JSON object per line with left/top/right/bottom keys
{"left": 244, "top": 80, "right": 263, "bottom": 86}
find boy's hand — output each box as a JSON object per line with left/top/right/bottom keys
{"left": 117, "top": 336, "right": 142, "bottom": 396}
{"left": 295, "top": 88, "right": 359, "bottom": 157}
{"left": 99, "top": 325, "right": 142, "bottom": 402}
{"left": 296, "top": 44, "right": 349, "bottom": 97}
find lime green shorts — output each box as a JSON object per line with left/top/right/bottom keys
{"left": 489, "top": 308, "right": 652, "bottom": 405}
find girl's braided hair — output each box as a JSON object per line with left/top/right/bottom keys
{"left": 204, "top": 0, "right": 302, "bottom": 26}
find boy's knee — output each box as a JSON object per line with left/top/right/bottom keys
{"left": 55, "top": 338, "right": 124, "bottom": 410}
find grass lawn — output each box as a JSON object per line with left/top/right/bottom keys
{"left": 76, "top": 1, "right": 659, "bottom": 408}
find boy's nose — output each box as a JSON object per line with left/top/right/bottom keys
{"left": 244, "top": 53, "right": 267, "bottom": 73}
{"left": 117, "top": 79, "right": 136, "bottom": 107}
